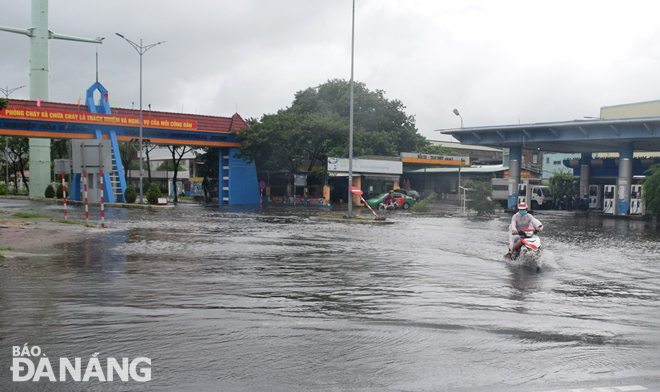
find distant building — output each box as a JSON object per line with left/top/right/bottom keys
{"left": 542, "top": 153, "right": 579, "bottom": 181}
{"left": 429, "top": 140, "right": 502, "bottom": 164}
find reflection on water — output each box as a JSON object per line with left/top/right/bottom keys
{"left": 1, "top": 201, "right": 660, "bottom": 391}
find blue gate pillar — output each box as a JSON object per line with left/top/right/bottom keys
{"left": 218, "top": 148, "right": 229, "bottom": 205}
{"left": 579, "top": 152, "right": 591, "bottom": 207}
{"left": 507, "top": 145, "right": 522, "bottom": 209}
{"left": 616, "top": 142, "right": 633, "bottom": 215}
{"left": 217, "top": 147, "right": 260, "bottom": 205}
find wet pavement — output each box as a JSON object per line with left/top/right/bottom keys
{"left": 1, "top": 199, "right": 659, "bottom": 391}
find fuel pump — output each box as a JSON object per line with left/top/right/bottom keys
{"left": 517, "top": 183, "right": 528, "bottom": 207}
{"left": 588, "top": 185, "right": 601, "bottom": 210}
{"left": 630, "top": 184, "right": 644, "bottom": 215}
{"left": 603, "top": 185, "right": 616, "bottom": 214}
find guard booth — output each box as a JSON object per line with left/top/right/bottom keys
{"left": 70, "top": 140, "right": 113, "bottom": 204}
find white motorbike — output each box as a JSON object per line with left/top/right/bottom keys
{"left": 508, "top": 228, "right": 542, "bottom": 271}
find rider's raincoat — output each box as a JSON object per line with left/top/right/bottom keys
{"left": 508, "top": 212, "right": 543, "bottom": 249}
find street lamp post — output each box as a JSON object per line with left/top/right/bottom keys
{"left": 453, "top": 108, "right": 463, "bottom": 128}
{"left": 116, "top": 33, "right": 165, "bottom": 204}
{"left": 0, "top": 85, "right": 25, "bottom": 192}
{"left": 0, "top": 85, "right": 25, "bottom": 99}
{"left": 347, "top": 0, "right": 356, "bottom": 217}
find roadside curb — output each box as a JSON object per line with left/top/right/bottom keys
{"left": 0, "top": 195, "right": 175, "bottom": 209}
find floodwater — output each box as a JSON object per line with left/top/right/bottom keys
{"left": 1, "top": 200, "right": 660, "bottom": 392}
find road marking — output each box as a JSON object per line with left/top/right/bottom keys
{"left": 539, "top": 386, "right": 647, "bottom": 392}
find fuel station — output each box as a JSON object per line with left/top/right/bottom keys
{"left": 442, "top": 101, "right": 660, "bottom": 216}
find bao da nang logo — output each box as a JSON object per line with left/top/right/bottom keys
{"left": 10, "top": 344, "right": 151, "bottom": 382}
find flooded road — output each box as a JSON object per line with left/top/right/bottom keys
{"left": 1, "top": 200, "right": 660, "bottom": 391}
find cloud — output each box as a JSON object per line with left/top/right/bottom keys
{"left": 3, "top": 0, "right": 660, "bottom": 143}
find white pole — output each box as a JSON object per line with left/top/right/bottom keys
{"left": 139, "top": 38, "right": 144, "bottom": 204}
{"left": 83, "top": 169, "right": 88, "bottom": 227}
{"left": 348, "top": 0, "right": 356, "bottom": 216}
{"left": 115, "top": 33, "right": 164, "bottom": 203}
{"left": 62, "top": 172, "right": 67, "bottom": 220}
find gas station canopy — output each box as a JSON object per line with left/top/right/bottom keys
{"left": 441, "top": 117, "right": 660, "bottom": 153}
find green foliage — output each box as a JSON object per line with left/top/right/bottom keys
{"left": 0, "top": 183, "right": 6, "bottom": 195}
{"left": 56, "top": 184, "right": 65, "bottom": 199}
{"left": 0, "top": 98, "right": 8, "bottom": 110}
{"left": 239, "top": 110, "right": 347, "bottom": 172}
{"left": 548, "top": 169, "right": 578, "bottom": 201}
{"left": 44, "top": 184, "right": 56, "bottom": 198}
{"left": 642, "top": 164, "right": 660, "bottom": 215}
{"left": 411, "top": 192, "right": 436, "bottom": 212}
{"left": 465, "top": 180, "right": 497, "bottom": 216}
{"left": 50, "top": 139, "right": 69, "bottom": 159}
{"left": 124, "top": 185, "right": 137, "bottom": 203}
{"left": 145, "top": 183, "right": 162, "bottom": 205}
{"left": 417, "top": 144, "right": 457, "bottom": 156}
{"left": 156, "top": 160, "right": 187, "bottom": 171}
{"left": 237, "top": 79, "right": 433, "bottom": 172}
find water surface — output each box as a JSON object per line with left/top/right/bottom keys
{"left": 1, "top": 200, "right": 659, "bottom": 391}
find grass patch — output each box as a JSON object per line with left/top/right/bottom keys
{"left": 0, "top": 253, "right": 4, "bottom": 260}
{"left": 13, "top": 213, "right": 51, "bottom": 219}
{"left": 0, "top": 247, "right": 12, "bottom": 251}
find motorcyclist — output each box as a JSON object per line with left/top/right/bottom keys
{"left": 505, "top": 202, "right": 543, "bottom": 259}
{"left": 383, "top": 191, "right": 396, "bottom": 209}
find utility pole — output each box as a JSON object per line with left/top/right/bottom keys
{"left": 0, "top": 0, "right": 104, "bottom": 198}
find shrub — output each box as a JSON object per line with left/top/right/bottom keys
{"left": 146, "top": 183, "right": 162, "bottom": 205}
{"left": 56, "top": 184, "right": 65, "bottom": 199}
{"left": 642, "top": 164, "right": 660, "bottom": 215}
{"left": 124, "top": 185, "right": 137, "bottom": 203}
{"left": 465, "top": 180, "right": 497, "bottom": 216}
{"left": 44, "top": 184, "right": 56, "bottom": 198}
{"left": 411, "top": 192, "right": 436, "bottom": 213}
{"left": 0, "top": 183, "right": 6, "bottom": 195}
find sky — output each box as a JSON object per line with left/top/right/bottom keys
{"left": 3, "top": 0, "right": 660, "bottom": 142}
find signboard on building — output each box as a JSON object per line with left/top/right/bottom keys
{"left": 327, "top": 157, "right": 402, "bottom": 176}
{"left": 0, "top": 107, "right": 240, "bottom": 147}
{"left": 400, "top": 152, "right": 468, "bottom": 166}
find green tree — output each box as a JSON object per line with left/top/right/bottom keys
{"left": 0, "top": 98, "right": 8, "bottom": 110}
{"left": 167, "top": 146, "right": 196, "bottom": 203}
{"left": 237, "top": 79, "right": 438, "bottom": 172}
{"left": 156, "top": 160, "right": 187, "bottom": 171}
{"left": 6, "top": 137, "right": 30, "bottom": 194}
{"left": 642, "top": 164, "right": 660, "bottom": 215}
{"left": 548, "top": 169, "right": 578, "bottom": 203}
{"left": 465, "top": 180, "right": 497, "bottom": 216}
{"left": 240, "top": 110, "right": 346, "bottom": 172}
{"left": 291, "top": 79, "right": 427, "bottom": 155}
{"left": 417, "top": 144, "right": 457, "bottom": 156}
